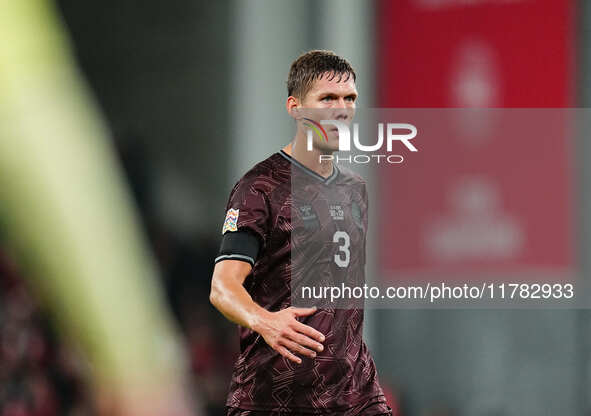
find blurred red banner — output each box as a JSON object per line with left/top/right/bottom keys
{"left": 376, "top": 0, "right": 576, "bottom": 280}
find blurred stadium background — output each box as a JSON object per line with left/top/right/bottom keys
{"left": 1, "top": 0, "right": 591, "bottom": 415}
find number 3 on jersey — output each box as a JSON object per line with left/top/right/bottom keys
{"left": 333, "top": 231, "right": 350, "bottom": 268}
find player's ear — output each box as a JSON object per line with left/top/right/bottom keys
{"left": 286, "top": 96, "right": 301, "bottom": 120}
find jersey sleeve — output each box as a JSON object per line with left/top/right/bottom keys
{"left": 215, "top": 177, "right": 270, "bottom": 266}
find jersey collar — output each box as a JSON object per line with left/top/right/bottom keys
{"left": 279, "top": 150, "right": 339, "bottom": 185}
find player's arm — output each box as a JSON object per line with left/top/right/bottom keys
{"left": 210, "top": 254, "right": 325, "bottom": 364}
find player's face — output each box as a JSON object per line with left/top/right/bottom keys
{"left": 298, "top": 73, "right": 357, "bottom": 152}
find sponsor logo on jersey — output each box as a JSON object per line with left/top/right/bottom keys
{"left": 299, "top": 204, "right": 320, "bottom": 230}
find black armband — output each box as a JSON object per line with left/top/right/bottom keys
{"left": 214, "top": 230, "right": 261, "bottom": 266}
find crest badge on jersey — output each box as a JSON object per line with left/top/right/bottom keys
{"left": 222, "top": 208, "right": 239, "bottom": 234}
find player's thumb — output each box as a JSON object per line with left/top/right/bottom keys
{"left": 291, "top": 306, "right": 318, "bottom": 317}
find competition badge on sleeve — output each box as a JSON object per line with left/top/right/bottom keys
{"left": 222, "top": 208, "right": 239, "bottom": 234}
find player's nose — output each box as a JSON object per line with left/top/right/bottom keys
{"left": 332, "top": 104, "right": 352, "bottom": 121}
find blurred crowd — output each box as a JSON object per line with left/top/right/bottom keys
{"left": 0, "top": 140, "right": 239, "bottom": 416}
{"left": 0, "top": 232, "right": 237, "bottom": 416}
{"left": 0, "top": 250, "right": 93, "bottom": 416}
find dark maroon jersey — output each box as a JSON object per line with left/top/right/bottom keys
{"left": 217, "top": 150, "right": 390, "bottom": 414}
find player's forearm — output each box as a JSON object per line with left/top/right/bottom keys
{"left": 210, "top": 267, "right": 269, "bottom": 331}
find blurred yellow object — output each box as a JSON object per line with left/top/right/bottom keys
{"left": 0, "top": 0, "right": 198, "bottom": 414}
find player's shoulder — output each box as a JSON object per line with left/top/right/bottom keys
{"left": 335, "top": 164, "right": 367, "bottom": 187}
{"left": 231, "top": 151, "right": 289, "bottom": 196}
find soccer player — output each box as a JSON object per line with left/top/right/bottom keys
{"left": 210, "top": 50, "right": 392, "bottom": 415}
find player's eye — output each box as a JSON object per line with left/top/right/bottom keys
{"left": 345, "top": 96, "right": 356, "bottom": 102}
{"left": 322, "top": 96, "right": 333, "bottom": 102}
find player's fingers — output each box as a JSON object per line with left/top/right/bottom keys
{"left": 290, "top": 306, "right": 318, "bottom": 317}
{"left": 292, "top": 321, "right": 325, "bottom": 344}
{"left": 280, "top": 339, "right": 317, "bottom": 359}
{"left": 287, "top": 329, "right": 324, "bottom": 353}
{"left": 276, "top": 345, "right": 302, "bottom": 364}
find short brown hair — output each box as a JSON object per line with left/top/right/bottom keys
{"left": 287, "top": 50, "right": 356, "bottom": 99}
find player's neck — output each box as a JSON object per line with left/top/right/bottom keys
{"left": 282, "top": 139, "right": 334, "bottom": 179}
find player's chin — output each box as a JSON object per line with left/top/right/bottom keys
{"left": 323, "top": 136, "right": 340, "bottom": 151}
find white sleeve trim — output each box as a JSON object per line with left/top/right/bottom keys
{"left": 214, "top": 254, "right": 255, "bottom": 265}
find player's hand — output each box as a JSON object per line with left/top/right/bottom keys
{"left": 254, "top": 306, "right": 325, "bottom": 364}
